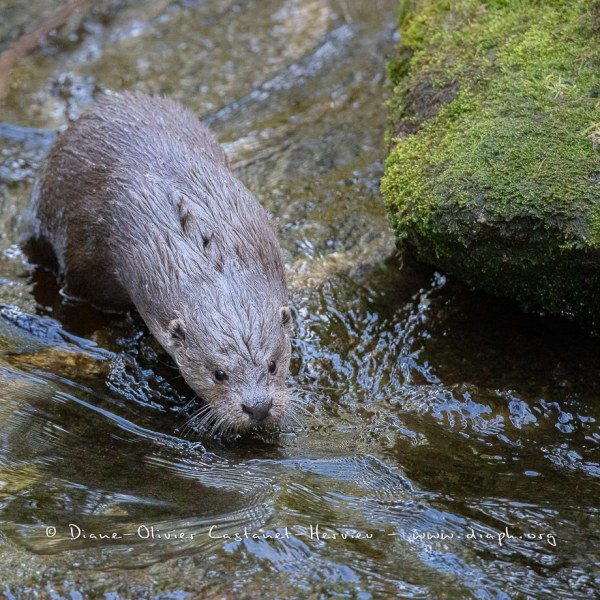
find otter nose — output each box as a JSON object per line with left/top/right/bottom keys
{"left": 242, "top": 398, "right": 273, "bottom": 422}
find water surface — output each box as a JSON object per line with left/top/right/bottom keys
{"left": 0, "top": 0, "right": 598, "bottom": 597}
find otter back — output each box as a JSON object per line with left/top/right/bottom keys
{"left": 27, "top": 92, "right": 288, "bottom": 313}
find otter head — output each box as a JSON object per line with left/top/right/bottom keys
{"left": 166, "top": 295, "right": 293, "bottom": 434}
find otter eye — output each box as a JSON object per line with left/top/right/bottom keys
{"left": 268, "top": 360, "right": 277, "bottom": 374}
{"left": 214, "top": 370, "right": 227, "bottom": 382}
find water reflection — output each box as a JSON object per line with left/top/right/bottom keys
{"left": 0, "top": 0, "right": 598, "bottom": 597}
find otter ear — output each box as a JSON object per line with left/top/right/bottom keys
{"left": 280, "top": 306, "right": 293, "bottom": 332}
{"left": 168, "top": 318, "right": 186, "bottom": 346}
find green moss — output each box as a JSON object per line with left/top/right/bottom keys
{"left": 382, "top": 0, "right": 600, "bottom": 323}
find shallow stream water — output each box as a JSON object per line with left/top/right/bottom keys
{"left": 0, "top": 0, "right": 599, "bottom": 597}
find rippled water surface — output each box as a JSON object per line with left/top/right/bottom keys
{"left": 0, "top": 0, "right": 599, "bottom": 597}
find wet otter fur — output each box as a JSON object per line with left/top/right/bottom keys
{"left": 25, "top": 92, "right": 293, "bottom": 433}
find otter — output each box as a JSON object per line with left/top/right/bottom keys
{"left": 24, "top": 92, "right": 293, "bottom": 433}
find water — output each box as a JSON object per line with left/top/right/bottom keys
{"left": 0, "top": 0, "right": 598, "bottom": 597}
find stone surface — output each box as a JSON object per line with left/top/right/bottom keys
{"left": 382, "top": 0, "right": 600, "bottom": 323}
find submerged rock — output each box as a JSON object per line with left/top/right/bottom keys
{"left": 381, "top": 0, "right": 600, "bottom": 323}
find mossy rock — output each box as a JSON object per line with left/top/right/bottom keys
{"left": 381, "top": 0, "right": 600, "bottom": 323}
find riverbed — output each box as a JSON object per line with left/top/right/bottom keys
{"left": 0, "top": 0, "right": 598, "bottom": 597}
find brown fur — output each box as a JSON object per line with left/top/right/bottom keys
{"left": 25, "top": 92, "right": 293, "bottom": 432}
